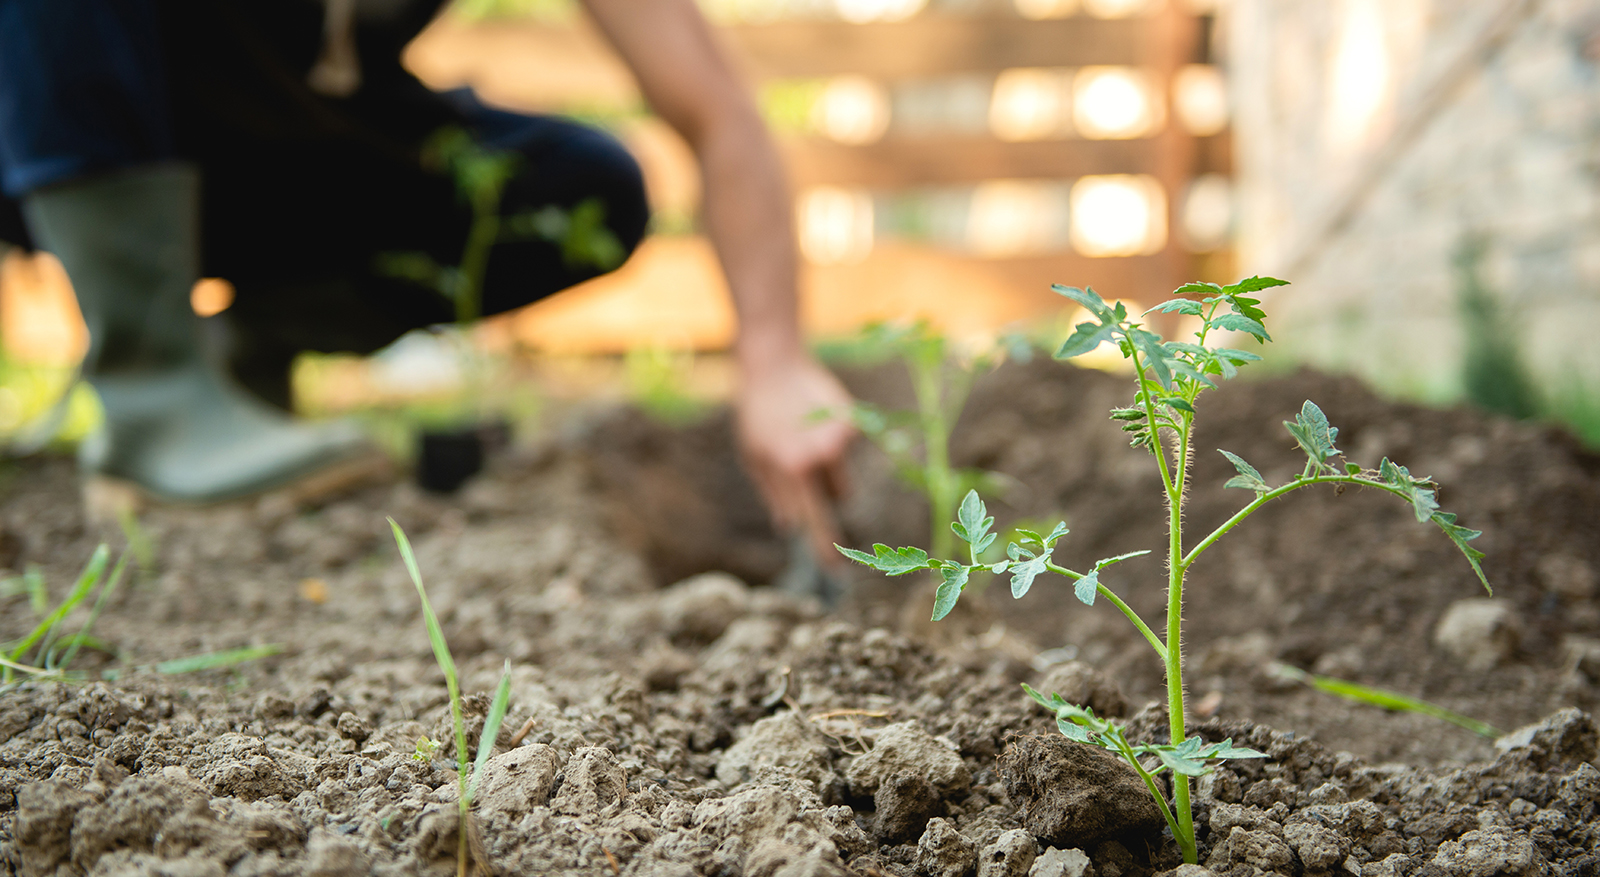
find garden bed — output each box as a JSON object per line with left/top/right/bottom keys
{"left": 2, "top": 361, "right": 1598, "bottom": 877}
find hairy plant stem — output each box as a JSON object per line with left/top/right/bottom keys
{"left": 1166, "top": 415, "right": 1196, "bottom": 864}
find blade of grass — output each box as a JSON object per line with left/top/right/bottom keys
{"left": 117, "top": 507, "right": 156, "bottom": 575}
{"left": 55, "top": 551, "right": 129, "bottom": 671}
{"left": 468, "top": 660, "right": 513, "bottom": 802}
{"left": 387, "top": 519, "right": 469, "bottom": 788}
{"left": 153, "top": 644, "right": 283, "bottom": 674}
{"left": 1271, "top": 662, "right": 1500, "bottom": 738}
{"left": 6, "top": 544, "right": 109, "bottom": 670}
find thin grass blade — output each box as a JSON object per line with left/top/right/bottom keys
{"left": 7, "top": 544, "right": 109, "bottom": 666}
{"left": 153, "top": 644, "right": 283, "bottom": 674}
{"left": 1272, "top": 663, "right": 1499, "bottom": 737}
{"left": 56, "top": 551, "right": 129, "bottom": 671}
{"left": 468, "top": 660, "right": 514, "bottom": 802}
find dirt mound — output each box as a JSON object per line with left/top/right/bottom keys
{"left": 2, "top": 361, "right": 1599, "bottom": 875}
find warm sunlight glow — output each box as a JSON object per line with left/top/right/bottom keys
{"left": 1013, "top": 0, "right": 1077, "bottom": 20}
{"left": 834, "top": 0, "right": 927, "bottom": 23}
{"left": 989, "top": 68, "right": 1073, "bottom": 141}
{"left": 1081, "top": 0, "right": 1149, "bottom": 18}
{"left": 1073, "top": 67, "right": 1160, "bottom": 139}
{"left": 191, "top": 278, "right": 236, "bottom": 318}
{"left": 799, "top": 186, "right": 875, "bottom": 264}
{"left": 966, "top": 180, "right": 1069, "bottom": 257}
{"left": 1181, "top": 174, "right": 1233, "bottom": 251}
{"left": 1173, "top": 64, "right": 1229, "bottom": 137}
{"left": 813, "top": 75, "right": 891, "bottom": 144}
{"left": 1326, "top": 0, "right": 1390, "bottom": 153}
{"left": 1070, "top": 175, "right": 1166, "bottom": 257}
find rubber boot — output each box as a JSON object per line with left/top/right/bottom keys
{"left": 21, "top": 163, "right": 376, "bottom": 503}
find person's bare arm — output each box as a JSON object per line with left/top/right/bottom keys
{"left": 582, "top": 0, "right": 854, "bottom": 556}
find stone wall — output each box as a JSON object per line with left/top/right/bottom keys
{"left": 1226, "top": 0, "right": 1600, "bottom": 434}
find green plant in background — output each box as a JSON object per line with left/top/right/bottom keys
{"left": 376, "top": 127, "right": 624, "bottom": 326}
{"left": 839, "top": 278, "right": 1491, "bottom": 864}
{"left": 1454, "top": 235, "right": 1537, "bottom": 421}
{"left": 389, "top": 518, "right": 512, "bottom": 877}
{"left": 846, "top": 322, "right": 1011, "bottom": 559}
{"left": 625, "top": 344, "right": 709, "bottom": 426}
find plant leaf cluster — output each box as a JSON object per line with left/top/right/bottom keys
{"left": 838, "top": 276, "right": 1494, "bottom": 864}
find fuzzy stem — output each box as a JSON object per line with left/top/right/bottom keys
{"left": 1044, "top": 561, "right": 1167, "bottom": 659}
{"left": 1165, "top": 416, "right": 1195, "bottom": 862}
{"left": 1184, "top": 474, "right": 1414, "bottom": 569}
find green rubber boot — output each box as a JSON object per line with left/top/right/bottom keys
{"left": 22, "top": 163, "right": 377, "bottom": 503}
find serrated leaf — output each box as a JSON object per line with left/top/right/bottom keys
{"left": 1165, "top": 397, "right": 1196, "bottom": 414}
{"left": 1056, "top": 717, "right": 1094, "bottom": 742}
{"left": 1168, "top": 358, "right": 1217, "bottom": 389}
{"left": 1021, "top": 683, "right": 1067, "bottom": 712}
{"left": 1224, "top": 275, "right": 1289, "bottom": 296}
{"left": 1432, "top": 512, "right": 1490, "bottom": 592}
{"left": 1043, "top": 522, "right": 1070, "bottom": 546}
{"left": 1131, "top": 331, "right": 1173, "bottom": 390}
{"left": 1010, "top": 553, "right": 1050, "bottom": 599}
{"left": 1056, "top": 321, "right": 1117, "bottom": 359}
{"left": 1051, "top": 285, "right": 1115, "bottom": 320}
{"left": 976, "top": 532, "right": 997, "bottom": 554}
{"left": 1219, "top": 449, "right": 1270, "bottom": 493}
{"left": 1284, "top": 401, "right": 1341, "bottom": 466}
{"left": 1007, "top": 541, "right": 1026, "bottom": 561}
{"left": 1379, "top": 458, "right": 1440, "bottom": 522}
{"left": 1201, "top": 738, "right": 1268, "bottom": 760}
{"left": 837, "top": 543, "right": 933, "bottom": 576}
{"left": 1155, "top": 747, "right": 1211, "bottom": 776}
{"left": 1212, "top": 348, "right": 1264, "bottom": 364}
{"left": 1174, "top": 282, "right": 1223, "bottom": 296}
{"left": 1211, "top": 313, "right": 1271, "bottom": 342}
{"left": 931, "top": 566, "right": 971, "bottom": 621}
{"left": 1146, "top": 299, "right": 1205, "bottom": 316}
{"left": 1074, "top": 569, "right": 1099, "bottom": 606}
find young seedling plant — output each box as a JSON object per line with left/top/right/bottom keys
{"left": 838, "top": 278, "right": 1491, "bottom": 864}
{"left": 389, "top": 518, "right": 512, "bottom": 877}
{"left": 845, "top": 322, "right": 1010, "bottom": 559}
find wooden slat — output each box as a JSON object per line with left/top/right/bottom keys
{"left": 724, "top": 16, "right": 1149, "bottom": 80}
{"left": 784, "top": 136, "right": 1157, "bottom": 187}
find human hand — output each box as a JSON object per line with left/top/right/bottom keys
{"left": 734, "top": 352, "right": 856, "bottom": 564}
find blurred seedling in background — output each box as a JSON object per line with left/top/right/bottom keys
{"left": 840, "top": 278, "right": 1490, "bottom": 864}
{"left": 390, "top": 518, "right": 512, "bottom": 877}
{"left": 1269, "top": 663, "right": 1499, "bottom": 738}
{"left": 376, "top": 126, "right": 624, "bottom": 327}
{"left": 2, "top": 545, "right": 277, "bottom": 688}
{"left": 843, "top": 321, "right": 1019, "bottom": 559}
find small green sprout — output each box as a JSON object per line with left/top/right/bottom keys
{"left": 1269, "top": 663, "right": 1500, "bottom": 738}
{"left": 415, "top": 736, "right": 442, "bottom": 762}
{"left": 390, "top": 517, "right": 512, "bottom": 877}
{"left": 839, "top": 279, "right": 1491, "bottom": 863}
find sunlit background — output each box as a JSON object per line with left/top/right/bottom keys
{"left": 2, "top": 0, "right": 1598, "bottom": 445}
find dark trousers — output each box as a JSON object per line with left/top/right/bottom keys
{"left": 0, "top": 0, "right": 650, "bottom": 404}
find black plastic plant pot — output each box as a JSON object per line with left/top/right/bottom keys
{"left": 415, "top": 419, "right": 510, "bottom": 494}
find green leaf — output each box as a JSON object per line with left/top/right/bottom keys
{"left": 1174, "top": 282, "right": 1223, "bottom": 296}
{"left": 1056, "top": 717, "right": 1094, "bottom": 743}
{"left": 1432, "top": 512, "right": 1490, "bottom": 592}
{"left": 1212, "top": 348, "right": 1263, "bottom": 364}
{"left": 1146, "top": 299, "right": 1205, "bottom": 316}
{"left": 1201, "top": 738, "right": 1268, "bottom": 760}
{"left": 932, "top": 566, "right": 971, "bottom": 621}
{"left": 1043, "top": 522, "right": 1070, "bottom": 547}
{"left": 1155, "top": 746, "right": 1210, "bottom": 777}
{"left": 955, "top": 491, "right": 995, "bottom": 555}
{"left": 1219, "top": 449, "right": 1270, "bottom": 493}
{"left": 1130, "top": 331, "right": 1173, "bottom": 390}
{"left": 1056, "top": 321, "right": 1117, "bottom": 359}
{"left": 1074, "top": 569, "right": 1099, "bottom": 606}
{"left": 837, "top": 544, "right": 934, "bottom": 576}
{"left": 1345, "top": 462, "right": 1362, "bottom": 475}
{"left": 1052, "top": 285, "right": 1115, "bottom": 320}
{"left": 1022, "top": 682, "right": 1059, "bottom": 711}
{"left": 1010, "top": 553, "right": 1050, "bottom": 599}
{"left": 1223, "top": 275, "right": 1289, "bottom": 297}
{"left": 1164, "top": 397, "right": 1196, "bottom": 414}
{"left": 1283, "top": 401, "right": 1341, "bottom": 467}
{"left": 1211, "top": 313, "right": 1271, "bottom": 342}
{"left": 1379, "top": 458, "right": 1440, "bottom": 522}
